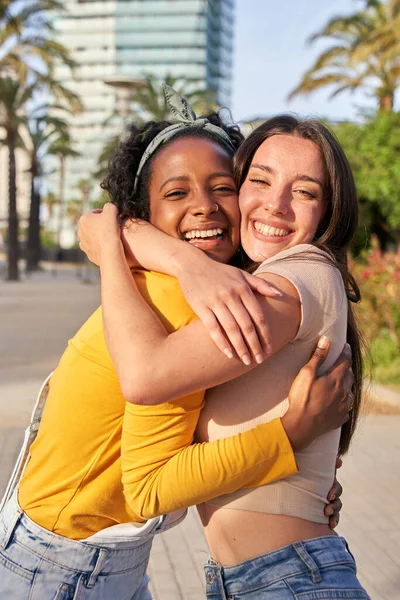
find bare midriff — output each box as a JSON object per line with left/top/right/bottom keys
{"left": 197, "top": 504, "right": 334, "bottom": 566}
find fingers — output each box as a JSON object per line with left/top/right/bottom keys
{"left": 327, "top": 476, "right": 343, "bottom": 501}
{"left": 327, "top": 343, "right": 352, "bottom": 374}
{"left": 239, "top": 288, "right": 272, "bottom": 360}
{"left": 212, "top": 304, "right": 254, "bottom": 365}
{"left": 344, "top": 369, "right": 355, "bottom": 394}
{"left": 243, "top": 272, "right": 282, "bottom": 299}
{"left": 325, "top": 497, "right": 342, "bottom": 529}
{"left": 196, "top": 307, "right": 234, "bottom": 360}
{"left": 303, "top": 336, "right": 331, "bottom": 376}
{"left": 335, "top": 457, "right": 343, "bottom": 471}
{"left": 329, "top": 513, "right": 340, "bottom": 530}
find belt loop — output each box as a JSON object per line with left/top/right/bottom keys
{"left": 343, "top": 538, "right": 356, "bottom": 564}
{"left": 86, "top": 548, "right": 107, "bottom": 588}
{"left": 204, "top": 559, "right": 228, "bottom": 600}
{"left": 292, "top": 541, "right": 322, "bottom": 584}
{"left": 0, "top": 508, "right": 23, "bottom": 551}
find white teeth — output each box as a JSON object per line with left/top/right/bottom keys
{"left": 253, "top": 222, "right": 290, "bottom": 237}
{"left": 184, "top": 228, "right": 223, "bottom": 240}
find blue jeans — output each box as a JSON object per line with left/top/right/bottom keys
{"left": 204, "top": 535, "right": 371, "bottom": 600}
{"left": 0, "top": 490, "right": 184, "bottom": 600}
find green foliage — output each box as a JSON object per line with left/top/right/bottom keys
{"left": 351, "top": 245, "right": 400, "bottom": 383}
{"left": 368, "top": 331, "right": 400, "bottom": 384}
{"left": 91, "top": 191, "right": 109, "bottom": 210}
{"left": 288, "top": 0, "right": 400, "bottom": 111}
{"left": 334, "top": 113, "right": 400, "bottom": 231}
{"left": 41, "top": 228, "right": 57, "bottom": 249}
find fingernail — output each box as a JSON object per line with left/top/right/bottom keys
{"left": 344, "top": 343, "right": 352, "bottom": 356}
{"left": 255, "top": 354, "right": 264, "bottom": 364}
{"left": 317, "top": 336, "right": 329, "bottom": 349}
{"left": 271, "top": 289, "right": 282, "bottom": 297}
{"left": 241, "top": 354, "right": 251, "bottom": 366}
{"left": 223, "top": 349, "right": 234, "bottom": 359}
{"left": 328, "top": 493, "right": 336, "bottom": 501}
{"left": 326, "top": 507, "right": 334, "bottom": 516}
{"left": 332, "top": 519, "right": 338, "bottom": 528}
{"left": 265, "top": 343, "right": 272, "bottom": 355}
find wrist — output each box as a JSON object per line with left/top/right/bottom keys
{"left": 169, "top": 242, "right": 208, "bottom": 278}
{"left": 281, "top": 412, "right": 311, "bottom": 452}
{"left": 98, "top": 236, "right": 125, "bottom": 265}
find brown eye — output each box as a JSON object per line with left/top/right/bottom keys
{"left": 165, "top": 190, "right": 186, "bottom": 199}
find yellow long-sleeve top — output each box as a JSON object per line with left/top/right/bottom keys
{"left": 19, "top": 271, "right": 297, "bottom": 539}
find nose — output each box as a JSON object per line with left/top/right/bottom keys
{"left": 264, "top": 187, "right": 289, "bottom": 216}
{"left": 190, "top": 191, "right": 219, "bottom": 216}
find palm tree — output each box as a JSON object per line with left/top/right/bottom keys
{"left": 0, "top": 77, "right": 34, "bottom": 280}
{"left": 96, "top": 74, "right": 218, "bottom": 184}
{"left": 130, "top": 74, "right": 218, "bottom": 121}
{"left": 23, "top": 106, "right": 70, "bottom": 271}
{"left": 288, "top": 0, "right": 400, "bottom": 112}
{"left": 48, "top": 133, "right": 80, "bottom": 248}
{"left": 0, "top": 0, "right": 75, "bottom": 81}
{"left": 43, "top": 191, "right": 57, "bottom": 223}
{"left": 94, "top": 133, "right": 120, "bottom": 182}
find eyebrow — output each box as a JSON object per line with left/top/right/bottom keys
{"left": 159, "top": 172, "right": 233, "bottom": 192}
{"left": 251, "top": 163, "right": 324, "bottom": 188}
{"left": 159, "top": 176, "right": 190, "bottom": 192}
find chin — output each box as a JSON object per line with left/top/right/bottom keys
{"left": 205, "top": 250, "right": 235, "bottom": 264}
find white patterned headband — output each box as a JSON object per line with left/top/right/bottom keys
{"left": 133, "top": 84, "right": 236, "bottom": 194}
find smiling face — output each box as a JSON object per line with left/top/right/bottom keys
{"left": 239, "top": 134, "right": 328, "bottom": 263}
{"left": 148, "top": 136, "right": 240, "bottom": 263}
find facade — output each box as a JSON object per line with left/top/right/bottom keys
{"left": 49, "top": 0, "right": 235, "bottom": 202}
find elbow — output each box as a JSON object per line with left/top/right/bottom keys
{"left": 119, "top": 368, "right": 170, "bottom": 405}
{"left": 123, "top": 483, "right": 162, "bottom": 521}
{"left": 120, "top": 376, "right": 152, "bottom": 405}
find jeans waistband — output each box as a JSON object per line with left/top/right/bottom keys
{"left": 0, "top": 491, "right": 156, "bottom": 575}
{"left": 204, "top": 536, "right": 355, "bottom": 597}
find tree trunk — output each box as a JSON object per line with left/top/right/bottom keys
{"left": 26, "top": 159, "right": 42, "bottom": 272}
{"left": 7, "top": 128, "right": 19, "bottom": 281}
{"left": 379, "top": 94, "right": 394, "bottom": 112}
{"left": 57, "top": 155, "right": 65, "bottom": 248}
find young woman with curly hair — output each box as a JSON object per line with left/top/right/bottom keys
{"left": 0, "top": 92, "right": 350, "bottom": 600}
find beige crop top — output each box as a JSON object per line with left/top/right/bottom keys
{"left": 195, "top": 244, "right": 347, "bottom": 524}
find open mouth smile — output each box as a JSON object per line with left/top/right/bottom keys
{"left": 183, "top": 228, "right": 224, "bottom": 241}
{"left": 253, "top": 221, "right": 292, "bottom": 238}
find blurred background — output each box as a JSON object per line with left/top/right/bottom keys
{"left": 1, "top": 0, "right": 399, "bottom": 385}
{"left": 0, "top": 2, "right": 399, "bottom": 599}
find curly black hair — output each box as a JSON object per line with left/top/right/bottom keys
{"left": 100, "top": 112, "right": 244, "bottom": 222}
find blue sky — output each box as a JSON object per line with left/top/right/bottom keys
{"left": 231, "top": 0, "right": 376, "bottom": 122}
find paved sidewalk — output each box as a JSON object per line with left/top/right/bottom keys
{"left": 1, "top": 271, "right": 399, "bottom": 600}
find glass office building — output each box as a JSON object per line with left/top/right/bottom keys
{"left": 50, "top": 0, "right": 235, "bottom": 203}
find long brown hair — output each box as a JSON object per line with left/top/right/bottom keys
{"left": 234, "top": 115, "right": 363, "bottom": 455}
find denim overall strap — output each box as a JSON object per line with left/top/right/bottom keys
{"left": 0, "top": 373, "right": 52, "bottom": 513}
